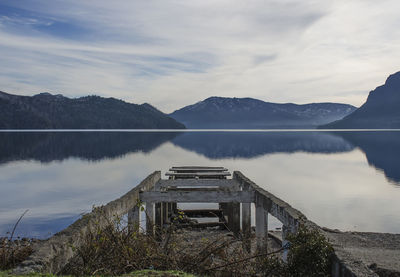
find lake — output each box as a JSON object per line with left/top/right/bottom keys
{"left": 0, "top": 130, "right": 399, "bottom": 238}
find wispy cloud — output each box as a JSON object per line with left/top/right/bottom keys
{"left": 0, "top": 0, "right": 399, "bottom": 112}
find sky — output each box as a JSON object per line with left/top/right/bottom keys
{"left": 0, "top": 0, "right": 400, "bottom": 113}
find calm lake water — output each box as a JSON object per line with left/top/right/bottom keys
{"left": 0, "top": 130, "right": 399, "bottom": 238}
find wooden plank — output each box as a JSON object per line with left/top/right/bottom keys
{"left": 170, "top": 166, "right": 227, "bottom": 172}
{"left": 157, "top": 179, "right": 238, "bottom": 188}
{"left": 165, "top": 172, "right": 231, "bottom": 177}
{"left": 166, "top": 187, "right": 228, "bottom": 192}
{"left": 140, "top": 190, "right": 255, "bottom": 203}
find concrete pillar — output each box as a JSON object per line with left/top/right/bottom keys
{"left": 282, "top": 225, "right": 289, "bottom": 262}
{"left": 255, "top": 203, "right": 268, "bottom": 253}
{"left": 219, "top": 203, "right": 228, "bottom": 229}
{"left": 146, "top": 202, "right": 154, "bottom": 236}
{"left": 128, "top": 205, "right": 140, "bottom": 233}
{"left": 171, "top": 202, "right": 177, "bottom": 214}
{"left": 242, "top": 202, "right": 251, "bottom": 236}
{"left": 241, "top": 202, "right": 252, "bottom": 252}
{"left": 240, "top": 178, "right": 252, "bottom": 251}
{"left": 228, "top": 203, "right": 240, "bottom": 235}
{"left": 162, "top": 202, "right": 169, "bottom": 225}
{"left": 155, "top": 203, "right": 163, "bottom": 229}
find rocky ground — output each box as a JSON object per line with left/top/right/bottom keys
{"left": 322, "top": 228, "right": 400, "bottom": 276}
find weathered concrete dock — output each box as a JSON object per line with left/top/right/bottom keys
{"left": 13, "top": 166, "right": 400, "bottom": 276}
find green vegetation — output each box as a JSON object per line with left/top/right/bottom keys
{"left": 285, "top": 226, "right": 334, "bottom": 276}
{"left": 260, "top": 226, "right": 334, "bottom": 276}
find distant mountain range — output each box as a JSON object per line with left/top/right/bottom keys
{"left": 4, "top": 69, "right": 400, "bottom": 130}
{"left": 321, "top": 71, "right": 400, "bottom": 129}
{"left": 0, "top": 91, "right": 184, "bottom": 129}
{"left": 170, "top": 97, "right": 356, "bottom": 129}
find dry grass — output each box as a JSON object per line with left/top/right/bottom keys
{"left": 0, "top": 238, "right": 34, "bottom": 271}
{"left": 61, "top": 210, "right": 286, "bottom": 276}
{"left": 1, "top": 208, "right": 333, "bottom": 276}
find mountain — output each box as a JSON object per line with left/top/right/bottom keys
{"left": 169, "top": 97, "right": 356, "bottom": 129}
{"left": 321, "top": 72, "right": 400, "bottom": 128}
{"left": 0, "top": 91, "right": 185, "bottom": 129}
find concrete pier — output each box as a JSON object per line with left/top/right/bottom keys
{"left": 14, "top": 167, "right": 390, "bottom": 276}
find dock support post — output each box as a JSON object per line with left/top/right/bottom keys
{"left": 155, "top": 203, "right": 163, "bottom": 239}
{"left": 128, "top": 205, "right": 140, "bottom": 233}
{"left": 171, "top": 202, "right": 177, "bottom": 214}
{"left": 162, "top": 202, "right": 169, "bottom": 224}
{"left": 219, "top": 203, "right": 228, "bottom": 229}
{"left": 239, "top": 177, "right": 252, "bottom": 252}
{"left": 155, "top": 203, "right": 162, "bottom": 227}
{"left": 241, "top": 202, "right": 252, "bottom": 252}
{"left": 255, "top": 201, "right": 268, "bottom": 253}
{"left": 168, "top": 203, "right": 174, "bottom": 216}
{"left": 146, "top": 202, "right": 154, "bottom": 236}
{"left": 241, "top": 180, "right": 252, "bottom": 237}
{"left": 242, "top": 202, "right": 251, "bottom": 236}
{"left": 282, "top": 225, "right": 289, "bottom": 262}
{"left": 228, "top": 203, "right": 240, "bottom": 235}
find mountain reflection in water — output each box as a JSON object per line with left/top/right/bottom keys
{"left": 171, "top": 132, "right": 355, "bottom": 158}
{"left": 0, "top": 132, "right": 179, "bottom": 164}
{"left": 171, "top": 131, "right": 400, "bottom": 185}
{"left": 0, "top": 131, "right": 399, "bottom": 185}
{"left": 1, "top": 130, "right": 399, "bottom": 238}
{"left": 333, "top": 131, "right": 400, "bottom": 184}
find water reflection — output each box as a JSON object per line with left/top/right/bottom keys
{"left": 2, "top": 131, "right": 399, "bottom": 187}
{"left": 333, "top": 132, "right": 400, "bottom": 185}
{"left": 0, "top": 131, "right": 399, "bottom": 238}
{"left": 0, "top": 132, "right": 179, "bottom": 164}
{"left": 172, "top": 132, "right": 355, "bottom": 158}
{"left": 172, "top": 131, "right": 400, "bottom": 186}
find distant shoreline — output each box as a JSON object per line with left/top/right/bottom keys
{"left": 1, "top": 128, "right": 400, "bottom": 132}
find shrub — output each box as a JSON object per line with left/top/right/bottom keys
{"left": 0, "top": 238, "right": 33, "bottom": 270}
{"left": 259, "top": 226, "right": 334, "bottom": 277}
{"left": 286, "top": 226, "right": 334, "bottom": 277}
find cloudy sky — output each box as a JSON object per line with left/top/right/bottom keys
{"left": 0, "top": 0, "right": 399, "bottom": 112}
